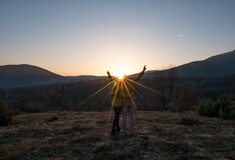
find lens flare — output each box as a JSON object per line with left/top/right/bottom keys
{"left": 113, "top": 69, "right": 125, "bottom": 80}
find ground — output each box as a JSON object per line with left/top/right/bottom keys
{"left": 0, "top": 111, "right": 234, "bottom": 160}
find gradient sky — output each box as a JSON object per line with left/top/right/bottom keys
{"left": 0, "top": 0, "right": 235, "bottom": 76}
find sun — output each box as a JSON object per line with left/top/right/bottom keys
{"left": 114, "top": 69, "right": 125, "bottom": 80}
{"left": 117, "top": 73, "right": 124, "bottom": 80}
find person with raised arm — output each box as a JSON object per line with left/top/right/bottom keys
{"left": 107, "top": 71, "right": 123, "bottom": 135}
{"left": 121, "top": 65, "right": 146, "bottom": 134}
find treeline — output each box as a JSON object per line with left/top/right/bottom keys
{"left": 1, "top": 72, "right": 235, "bottom": 113}
{"left": 183, "top": 74, "right": 235, "bottom": 100}
{"left": 0, "top": 79, "right": 111, "bottom": 113}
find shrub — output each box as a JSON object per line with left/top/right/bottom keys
{"left": 0, "top": 98, "right": 12, "bottom": 126}
{"left": 179, "top": 116, "right": 199, "bottom": 125}
{"left": 198, "top": 96, "right": 235, "bottom": 119}
{"left": 198, "top": 100, "right": 220, "bottom": 117}
{"left": 72, "top": 124, "right": 84, "bottom": 133}
{"left": 48, "top": 115, "right": 58, "bottom": 122}
{"left": 229, "top": 103, "right": 235, "bottom": 119}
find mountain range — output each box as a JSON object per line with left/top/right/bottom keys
{"left": 0, "top": 64, "right": 69, "bottom": 88}
{"left": 144, "top": 50, "right": 235, "bottom": 78}
{"left": 0, "top": 50, "right": 235, "bottom": 88}
{"left": 177, "top": 50, "right": 235, "bottom": 77}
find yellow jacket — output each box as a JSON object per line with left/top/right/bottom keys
{"left": 108, "top": 75, "right": 123, "bottom": 107}
{"left": 107, "top": 68, "right": 145, "bottom": 105}
{"left": 122, "top": 70, "right": 145, "bottom": 103}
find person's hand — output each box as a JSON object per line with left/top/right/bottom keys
{"left": 107, "top": 71, "right": 110, "bottom": 75}
{"left": 143, "top": 65, "right": 146, "bottom": 72}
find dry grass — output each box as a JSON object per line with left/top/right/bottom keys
{"left": 0, "top": 111, "right": 234, "bottom": 160}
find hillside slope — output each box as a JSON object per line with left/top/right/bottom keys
{"left": 177, "top": 50, "right": 235, "bottom": 77}
{"left": 144, "top": 50, "right": 235, "bottom": 78}
{"left": 0, "top": 64, "right": 69, "bottom": 88}
{"left": 206, "top": 50, "right": 235, "bottom": 73}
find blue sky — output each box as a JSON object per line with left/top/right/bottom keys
{"left": 0, "top": 0, "right": 235, "bottom": 76}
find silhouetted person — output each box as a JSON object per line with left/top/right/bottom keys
{"left": 107, "top": 71, "right": 123, "bottom": 135}
{"left": 122, "top": 65, "right": 146, "bottom": 134}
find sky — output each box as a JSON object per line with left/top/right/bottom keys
{"left": 0, "top": 0, "right": 235, "bottom": 76}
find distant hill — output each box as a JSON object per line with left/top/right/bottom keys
{"left": 144, "top": 50, "right": 235, "bottom": 78}
{"left": 206, "top": 50, "right": 235, "bottom": 74}
{"left": 0, "top": 64, "right": 69, "bottom": 88}
{"left": 177, "top": 50, "right": 235, "bottom": 77}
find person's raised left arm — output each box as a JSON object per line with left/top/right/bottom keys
{"left": 135, "top": 65, "right": 146, "bottom": 82}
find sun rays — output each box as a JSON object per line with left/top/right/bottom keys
{"left": 78, "top": 74, "right": 162, "bottom": 113}
{"left": 125, "top": 77, "right": 162, "bottom": 95}
{"left": 78, "top": 80, "right": 115, "bottom": 107}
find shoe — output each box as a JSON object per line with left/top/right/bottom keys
{"left": 116, "top": 127, "right": 121, "bottom": 133}
{"left": 111, "top": 130, "right": 116, "bottom": 135}
{"left": 121, "top": 131, "right": 126, "bottom": 135}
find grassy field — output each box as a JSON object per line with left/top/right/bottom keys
{"left": 0, "top": 111, "right": 234, "bottom": 160}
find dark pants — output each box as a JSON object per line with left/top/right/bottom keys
{"left": 112, "top": 107, "right": 123, "bottom": 133}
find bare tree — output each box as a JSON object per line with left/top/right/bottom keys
{"left": 154, "top": 65, "right": 178, "bottom": 110}
{"left": 48, "top": 83, "right": 70, "bottom": 110}
{"left": 166, "top": 65, "right": 178, "bottom": 98}
{"left": 175, "top": 83, "right": 198, "bottom": 111}
{"left": 5, "top": 89, "right": 9, "bottom": 107}
{"left": 155, "top": 70, "right": 168, "bottom": 110}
